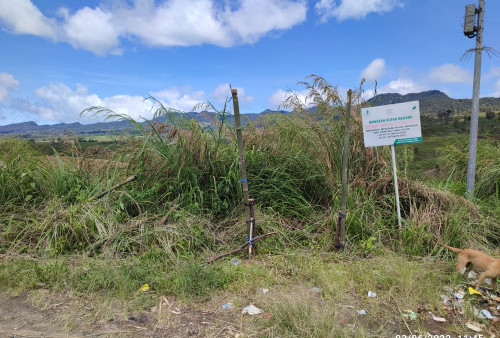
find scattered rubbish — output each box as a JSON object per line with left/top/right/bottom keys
{"left": 480, "top": 309, "right": 497, "bottom": 320}
{"left": 242, "top": 304, "right": 263, "bottom": 315}
{"left": 468, "top": 287, "right": 483, "bottom": 296}
{"left": 261, "top": 288, "right": 269, "bottom": 294}
{"left": 465, "top": 322, "right": 482, "bottom": 333}
{"left": 356, "top": 310, "right": 367, "bottom": 315}
{"left": 440, "top": 294, "right": 450, "bottom": 304}
{"left": 441, "top": 286, "right": 453, "bottom": 293}
{"left": 138, "top": 283, "right": 150, "bottom": 292}
{"left": 230, "top": 258, "right": 241, "bottom": 266}
{"left": 308, "top": 287, "right": 323, "bottom": 294}
{"left": 222, "top": 303, "right": 233, "bottom": 309}
{"left": 467, "top": 271, "right": 477, "bottom": 279}
{"left": 403, "top": 310, "right": 417, "bottom": 320}
{"left": 453, "top": 301, "right": 464, "bottom": 308}
{"left": 430, "top": 312, "right": 446, "bottom": 322}
{"left": 454, "top": 292, "right": 464, "bottom": 299}
{"left": 367, "top": 291, "right": 377, "bottom": 298}
{"left": 473, "top": 307, "right": 486, "bottom": 319}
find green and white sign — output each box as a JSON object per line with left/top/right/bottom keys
{"left": 361, "top": 101, "right": 422, "bottom": 148}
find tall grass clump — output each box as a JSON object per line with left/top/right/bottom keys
{"left": 440, "top": 136, "right": 500, "bottom": 200}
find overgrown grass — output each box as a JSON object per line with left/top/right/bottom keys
{"left": 0, "top": 76, "right": 498, "bottom": 321}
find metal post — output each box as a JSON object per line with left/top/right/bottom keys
{"left": 231, "top": 89, "right": 254, "bottom": 257}
{"left": 334, "top": 89, "right": 352, "bottom": 250}
{"left": 466, "top": 0, "right": 485, "bottom": 200}
{"left": 391, "top": 145, "right": 402, "bottom": 229}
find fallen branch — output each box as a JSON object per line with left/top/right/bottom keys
{"left": 90, "top": 175, "right": 137, "bottom": 201}
{"left": 206, "top": 231, "right": 278, "bottom": 264}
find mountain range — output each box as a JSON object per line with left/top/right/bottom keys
{"left": 1, "top": 90, "right": 498, "bottom": 137}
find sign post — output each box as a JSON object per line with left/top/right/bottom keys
{"left": 361, "top": 101, "right": 422, "bottom": 228}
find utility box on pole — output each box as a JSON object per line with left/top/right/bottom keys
{"left": 464, "top": 4, "right": 477, "bottom": 38}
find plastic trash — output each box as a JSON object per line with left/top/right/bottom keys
{"left": 441, "top": 286, "right": 453, "bottom": 293}
{"left": 467, "top": 270, "right": 477, "bottom": 279}
{"left": 242, "top": 304, "right": 263, "bottom": 315}
{"left": 308, "top": 287, "right": 323, "bottom": 294}
{"left": 430, "top": 312, "right": 446, "bottom": 322}
{"left": 480, "top": 309, "right": 497, "bottom": 320}
{"left": 367, "top": 291, "right": 377, "bottom": 298}
{"left": 138, "top": 283, "right": 150, "bottom": 292}
{"left": 440, "top": 294, "right": 450, "bottom": 304}
{"left": 222, "top": 303, "right": 233, "bottom": 309}
{"left": 454, "top": 292, "right": 464, "bottom": 299}
{"left": 261, "top": 288, "right": 269, "bottom": 294}
{"left": 468, "top": 287, "right": 483, "bottom": 296}
{"left": 473, "top": 308, "right": 486, "bottom": 319}
{"left": 356, "top": 310, "right": 367, "bottom": 315}
{"left": 403, "top": 310, "right": 417, "bottom": 320}
{"left": 465, "top": 322, "right": 482, "bottom": 332}
{"left": 230, "top": 258, "right": 241, "bottom": 266}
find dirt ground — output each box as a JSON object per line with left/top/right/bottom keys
{"left": 1, "top": 289, "right": 498, "bottom": 337}
{"left": 0, "top": 292, "right": 247, "bottom": 338}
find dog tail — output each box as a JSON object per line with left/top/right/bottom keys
{"left": 439, "top": 243, "right": 462, "bottom": 253}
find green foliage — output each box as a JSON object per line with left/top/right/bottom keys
{"left": 441, "top": 137, "right": 500, "bottom": 199}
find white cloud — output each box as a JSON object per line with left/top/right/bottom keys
{"left": 62, "top": 7, "right": 121, "bottom": 55}
{"left": 429, "top": 64, "right": 472, "bottom": 84}
{"left": 211, "top": 83, "right": 253, "bottom": 104}
{"left": 315, "top": 0, "right": 402, "bottom": 22}
{"left": 31, "top": 83, "right": 151, "bottom": 122}
{"left": 361, "top": 58, "right": 386, "bottom": 81}
{"left": 0, "top": 72, "right": 20, "bottom": 101}
{"left": 269, "top": 88, "right": 310, "bottom": 108}
{"left": 0, "top": 0, "right": 56, "bottom": 38}
{"left": 485, "top": 67, "right": 500, "bottom": 80}
{"left": 379, "top": 78, "right": 427, "bottom": 95}
{"left": 152, "top": 87, "right": 206, "bottom": 112}
{"left": 0, "top": 0, "right": 308, "bottom": 55}
{"left": 492, "top": 80, "right": 500, "bottom": 97}
{"left": 224, "top": 0, "right": 307, "bottom": 44}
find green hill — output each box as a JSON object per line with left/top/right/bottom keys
{"left": 367, "top": 90, "right": 500, "bottom": 115}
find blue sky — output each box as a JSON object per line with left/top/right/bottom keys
{"left": 0, "top": 0, "right": 499, "bottom": 126}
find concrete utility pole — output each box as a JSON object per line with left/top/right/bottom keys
{"left": 465, "top": 0, "right": 485, "bottom": 200}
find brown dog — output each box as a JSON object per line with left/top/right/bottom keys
{"left": 441, "top": 244, "right": 499, "bottom": 291}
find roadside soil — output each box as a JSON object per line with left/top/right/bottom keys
{"left": 1, "top": 289, "right": 498, "bottom": 337}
